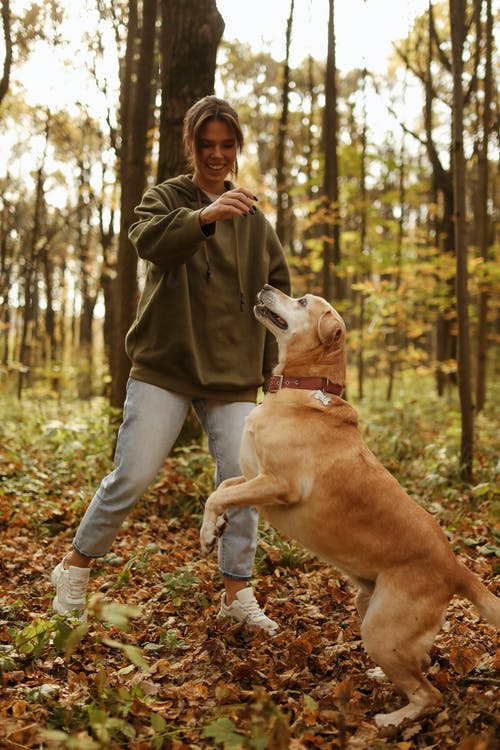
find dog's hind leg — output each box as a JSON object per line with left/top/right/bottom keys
{"left": 351, "top": 579, "right": 389, "bottom": 680}
{"left": 353, "top": 579, "right": 375, "bottom": 622}
{"left": 360, "top": 583, "right": 447, "bottom": 727}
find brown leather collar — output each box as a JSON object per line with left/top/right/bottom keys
{"left": 268, "top": 375, "right": 343, "bottom": 396}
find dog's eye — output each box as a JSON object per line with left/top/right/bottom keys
{"left": 298, "top": 297, "right": 308, "bottom": 307}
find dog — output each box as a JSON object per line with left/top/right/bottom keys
{"left": 200, "top": 284, "right": 500, "bottom": 727}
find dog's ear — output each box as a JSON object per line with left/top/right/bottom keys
{"left": 318, "top": 310, "right": 344, "bottom": 347}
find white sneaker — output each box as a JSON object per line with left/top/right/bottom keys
{"left": 218, "top": 587, "right": 279, "bottom": 635}
{"left": 51, "top": 558, "right": 90, "bottom": 620}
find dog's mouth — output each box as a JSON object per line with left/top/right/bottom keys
{"left": 254, "top": 304, "right": 288, "bottom": 330}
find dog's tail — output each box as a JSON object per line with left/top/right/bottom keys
{"left": 455, "top": 562, "right": 500, "bottom": 628}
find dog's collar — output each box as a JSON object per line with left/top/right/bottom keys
{"left": 267, "top": 375, "right": 343, "bottom": 396}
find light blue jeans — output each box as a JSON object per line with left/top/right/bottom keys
{"left": 73, "top": 378, "right": 258, "bottom": 580}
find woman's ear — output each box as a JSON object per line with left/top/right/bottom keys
{"left": 318, "top": 310, "right": 344, "bottom": 347}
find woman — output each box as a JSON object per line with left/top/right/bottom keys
{"left": 51, "top": 96, "right": 290, "bottom": 634}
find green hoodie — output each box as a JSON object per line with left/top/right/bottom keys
{"left": 126, "top": 175, "right": 291, "bottom": 401}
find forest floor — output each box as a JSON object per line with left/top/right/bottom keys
{"left": 0, "top": 392, "right": 499, "bottom": 749}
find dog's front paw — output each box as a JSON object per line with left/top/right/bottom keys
{"left": 200, "top": 514, "right": 228, "bottom": 555}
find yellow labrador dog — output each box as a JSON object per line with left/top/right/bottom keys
{"left": 200, "top": 285, "right": 500, "bottom": 727}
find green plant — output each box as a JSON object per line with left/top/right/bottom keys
{"left": 255, "top": 523, "right": 313, "bottom": 574}
{"left": 160, "top": 564, "right": 201, "bottom": 600}
{"left": 149, "top": 713, "right": 182, "bottom": 749}
{"left": 111, "top": 544, "right": 160, "bottom": 588}
{"left": 172, "top": 445, "right": 215, "bottom": 512}
{"left": 203, "top": 687, "right": 290, "bottom": 749}
{"left": 0, "top": 396, "right": 115, "bottom": 532}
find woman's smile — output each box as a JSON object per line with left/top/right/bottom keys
{"left": 192, "top": 119, "right": 237, "bottom": 193}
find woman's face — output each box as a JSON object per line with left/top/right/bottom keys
{"left": 191, "top": 118, "right": 238, "bottom": 194}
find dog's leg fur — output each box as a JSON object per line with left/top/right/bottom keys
{"left": 354, "top": 580, "right": 375, "bottom": 622}
{"left": 200, "top": 473, "right": 295, "bottom": 554}
{"left": 360, "top": 577, "right": 447, "bottom": 727}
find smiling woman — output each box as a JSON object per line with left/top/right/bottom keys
{"left": 183, "top": 97, "right": 243, "bottom": 195}
{"left": 50, "top": 94, "right": 292, "bottom": 636}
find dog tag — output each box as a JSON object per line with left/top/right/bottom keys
{"left": 313, "top": 390, "right": 331, "bottom": 406}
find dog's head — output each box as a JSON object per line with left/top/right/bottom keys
{"left": 254, "top": 285, "right": 346, "bottom": 378}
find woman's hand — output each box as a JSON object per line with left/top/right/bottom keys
{"left": 199, "top": 187, "right": 258, "bottom": 225}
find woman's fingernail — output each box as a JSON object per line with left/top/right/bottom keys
{"left": 253, "top": 194, "right": 258, "bottom": 201}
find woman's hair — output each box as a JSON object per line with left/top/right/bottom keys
{"left": 183, "top": 96, "right": 244, "bottom": 177}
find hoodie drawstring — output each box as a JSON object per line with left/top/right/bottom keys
{"left": 196, "top": 187, "right": 244, "bottom": 312}
{"left": 196, "top": 190, "right": 212, "bottom": 282}
{"left": 233, "top": 222, "right": 245, "bottom": 312}
{"left": 204, "top": 244, "right": 211, "bottom": 282}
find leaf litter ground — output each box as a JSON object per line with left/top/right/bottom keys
{"left": 0, "top": 395, "right": 498, "bottom": 749}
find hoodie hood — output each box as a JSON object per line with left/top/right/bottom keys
{"left": 163, "top": 174, "right": 235, "bottom": 203}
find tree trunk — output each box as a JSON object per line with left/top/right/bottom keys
{"left": 75, "top": 154, "right": 98, "bottom": 399}
{"left": 275, "top": 0, "right": 294, "bottom": 250}
{"left": 424, "top": 2, "right": 457, "bottom": 397}
{"left": 305, "top": 55, "right": 316, "bottom": 202}
{"left": 298, "top": 55, "right": 318, "bottom": 288}
{"left": 79, "top": 168, "right": 95, "bottom": 307}
{"left": 110, "top": 0, "right": 158, "bottom": 409}
{"left": 322, "top": 0, "right": 341, "bottom": 302}
{"left": 156, "top": 0, "right": 224, "bottom": 183}
{"left": 387, "top": 119, "right": 407, "bottom": 402}
{"left": 475, "top": 0, "right": 492, "bottom": 412}
{"left": 357, "top": 293, "right": 365, "bottom": 401}
{"left": 450, "top": 0, "right": 474, "bottom": 481}
{"left": 17, "top": 115, "right": 50, "bottom": 398}
{"left": 358, "top": 67, "right": 367, "bottom": 401}
{"left": 98, "top": 167, "right": 117, "bottom": 379}
{"left": 0, "top": 0, "right": 12, "bottom": 107}
{"left": 158, "top": 0, "right": 224, "bottom": 449}
{"left": 0, "top": 196, "right": 13, "bottom": 364}
{"left": 40, "top": 242, "right": 56, "bottom": 359}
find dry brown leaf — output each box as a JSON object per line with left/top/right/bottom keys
{"left": 449, "top": 646, "right": 484, "bottom": 675}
